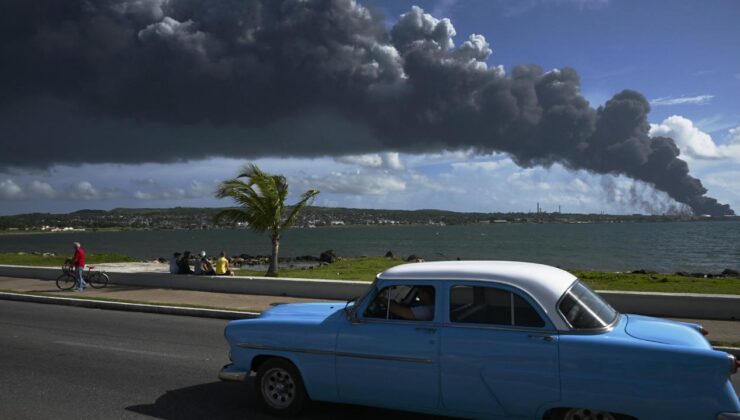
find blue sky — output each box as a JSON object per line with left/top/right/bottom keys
{"left": 1, "top": 0, "right": 738, "bottom": 215}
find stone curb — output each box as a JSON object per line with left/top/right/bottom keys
{"left": 0, "top": 291, "right": 259, "bottom": 320}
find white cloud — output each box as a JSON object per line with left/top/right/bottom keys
{"left": 133, "top": 191, "right": 154, "bottom": 200}
{"left": 649, "top": 115, "right": 721, "bottom": 159}
{"left": 727, "top": 126, "right": 740, "bottom": 144}
{"left": 650, "top": 116, "right": 740, "bottom": 162}
{"left": 650, "top": 94, "right": 714, "bottom": 106}
{"left": 0, "top": 179, "right": 23, "bottom": 200}
{"left": 28, "top": 181, "right": 56, "bottom": 198}
{"left": 132, "top": 179, "right": 213, "bottom": 200}
{"left": 408, "top": 172, "right": 465, "bottom": 194}
{"left": 67, "top": 181, "right": 100, "bottom": 200}
{"left": 300, "top": 171, "right": 406, "bottom": 195}
{"left": 451, "top": 159, "right": 514, "bottom": 172}
{"left": 335, "top": 152, "right": 404, "bottom": 170}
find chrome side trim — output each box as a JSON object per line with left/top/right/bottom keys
{"left": 441, "top": 322, "right": 559, "bottom": 335}
{"left": 237, "top": 343, "right": 434, "bottom": 364}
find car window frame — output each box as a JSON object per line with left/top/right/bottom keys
{"left": 444, "top": 281, "right": 556, "bottom": 332}
{"left": 556, "top": 279, "right": 620, "bottom": 333}
{"left": 355, "top": 280, "right": 440, "bottom": 325}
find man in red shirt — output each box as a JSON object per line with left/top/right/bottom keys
{"left": 72, "top": 242, "right": 87, "bottom": 291}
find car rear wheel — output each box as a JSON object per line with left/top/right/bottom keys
{"left": 255, "top": 358, "right": 307, "bottom": 416}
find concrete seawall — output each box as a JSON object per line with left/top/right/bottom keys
{"left": 0, "top": 265, "right": 737, "bottom": 320}
{"left": 0, "top": 265, "right": 370, "bottom": 301}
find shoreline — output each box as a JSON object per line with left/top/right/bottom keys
{"left": 0, "top": 252, "right": 737, "bottom": 277}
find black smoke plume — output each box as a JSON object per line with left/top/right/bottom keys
{"left": 0, "top": 0, "right": 733, "bottom": 216}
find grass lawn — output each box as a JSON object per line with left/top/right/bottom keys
{"left": 0, "top": 252, "right": 134, "bottom": 267}
{"left": 574, "top": 271, "right": 740, "bottom": 295}
{"left": 235, "top": 256, "right": 405, "bottom": 282}
{"left": 237, "top": 257, "right": 740, "bottom": 295}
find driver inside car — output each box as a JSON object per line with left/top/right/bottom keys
{"left": 388, "top": 286, "right": 435, "bottom": 321}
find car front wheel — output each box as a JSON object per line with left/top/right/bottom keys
{"left": 255, "top": 358, "right": 307, "bottom": 416}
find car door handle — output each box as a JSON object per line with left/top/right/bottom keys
{"left": 415, "top": 327, "right": 437, "bottom": 334}
{"left": 528, "top": 334, "right": 554, "bottom": 342}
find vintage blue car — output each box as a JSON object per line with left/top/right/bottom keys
{"left": 219, "top": 261, "right": 740, "bottom": 419}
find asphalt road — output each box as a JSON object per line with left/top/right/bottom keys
{"left": 0, "top": 300, "right": 440, "bottom": 420}
{"left": 0, "top": 301, "right": 737, "bottom": 420}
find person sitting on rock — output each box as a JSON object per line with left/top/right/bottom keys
{"left": 178, "top": 251, "right": 194, "bottom": 274}
{"left": 195, "top": 250, "right": 215, "bottom": 275}
{"left": 215, "top": 251, "right": 234, "bottom": 276}
{"left": 169, "top": 252, "right": 181, "bottom": 274}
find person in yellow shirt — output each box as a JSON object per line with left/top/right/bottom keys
{"left": 215, "top": 251, "right": 234, "bottom": 276}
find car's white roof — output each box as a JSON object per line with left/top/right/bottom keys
{"left": 377, "top": 260, "right": 578, "bottom": 330}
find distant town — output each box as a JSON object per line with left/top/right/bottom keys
{"left": 0, "top": 206, "right": 737, "bottom": 233}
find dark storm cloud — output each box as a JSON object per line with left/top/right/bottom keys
{"left": 0, "top": 0, "right": 733, "bottom": 215}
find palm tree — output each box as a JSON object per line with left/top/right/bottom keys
{"left": 214, "top": 163, "right": 319, "bottom": 277}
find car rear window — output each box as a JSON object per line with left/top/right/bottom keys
{"left": 450, "top": 285, "right": 545, "bottom": 328}
{"left": 558, "top": 281, "right": 618, "bottom": 329}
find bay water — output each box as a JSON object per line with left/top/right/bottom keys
{"left": 1, "top": 221, "right": 738, "bottom": 273}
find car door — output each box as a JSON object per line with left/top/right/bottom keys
{"left": 335, "top": 283, "right": 440, "bottom": 411}
{"left": 440, "top": 282, "right": 560, "bottom": 417}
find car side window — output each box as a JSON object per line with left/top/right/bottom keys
{"left": 450, "top": 285, "right": 545, "bottom": 328}
{"left": 363, "top": 285, "right": 435, "bottom": 321}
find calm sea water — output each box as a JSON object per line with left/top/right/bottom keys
{"left": 1, "top": 222, "right": 738, "bottom": 272}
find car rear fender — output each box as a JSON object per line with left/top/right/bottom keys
{"left": 556, "top": 333, "right": 740, "bottom": 418}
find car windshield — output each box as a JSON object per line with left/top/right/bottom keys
{"left": 558, "top": 281, "right": 618, "bottom": 330}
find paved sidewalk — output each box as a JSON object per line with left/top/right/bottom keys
{"left": 0, "top": 276, "right": 334, "bottom": 313}
{"left": 1, "top": 275, "right": 738, "bottom": 345}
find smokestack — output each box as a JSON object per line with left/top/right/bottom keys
{"left": 0, "top": 1, "right": 733, "bottom": 216}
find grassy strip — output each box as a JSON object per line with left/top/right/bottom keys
{"left": 573, "top": 271, "right": 740, "bottom": 295}
{"left": 236, "top": 256, "right": 740, "bottom": 295}
{"left": 235, "top": 256, "right": 405, "bottom": 282}
{"left": 711, "top": 341, "right": 740, "bottom": 349}
{"left": 0, "top": 252, "right": 134, "bottom": 267}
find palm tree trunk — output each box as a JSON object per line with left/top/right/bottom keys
{"left": 267, "top": 234, "right": 280, "bottom": 277}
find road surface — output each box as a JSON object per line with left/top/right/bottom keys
{"left": 0, "top": 300, "right": 737, "bottom": 419}
{"left": 0, "top": 300, "right": 442, "bottom": 419}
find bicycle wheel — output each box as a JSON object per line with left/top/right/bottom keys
{"left": 56, "top": 273, "right": 77, "bottom": 290}
{"left": 88, "top": 272, "right": 109, "bottom": 288}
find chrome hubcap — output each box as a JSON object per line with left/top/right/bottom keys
{"left": 564, "top": 408, "right": 616, "bottom": 420}
{"left": 261, "top": 367, "right": 296, "bottom": 409}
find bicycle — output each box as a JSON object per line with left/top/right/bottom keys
{"left": 56, "top": 260, "right": 109, "bottom": 290}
